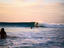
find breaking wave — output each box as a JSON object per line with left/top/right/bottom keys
{"left": 38, "top": 23, "right": 64, "bottom": 28}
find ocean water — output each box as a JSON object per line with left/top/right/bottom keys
{"left": 0, "top": 27, "right": 64, "bottom": 48}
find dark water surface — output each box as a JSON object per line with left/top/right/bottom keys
{"left": 0, "top": 27, "right": 64, "bottom": 48}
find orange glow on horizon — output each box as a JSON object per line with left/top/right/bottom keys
{"left": 0, "top": 0, "right": 64, "bottom": 23}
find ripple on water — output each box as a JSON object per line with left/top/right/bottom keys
{"left": 0, "top": 28, "right": 64, "bottom": 48}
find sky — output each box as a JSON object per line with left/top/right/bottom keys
{"left": 0, "top": 0, "right": 64, "bottom": 23}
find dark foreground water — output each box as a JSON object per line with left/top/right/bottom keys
{"left": 0, "top": 27, "right": 64, "bottom": 48}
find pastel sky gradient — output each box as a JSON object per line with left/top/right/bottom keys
{"left": 0, "top": 0, "right": 64, "bottom": 23}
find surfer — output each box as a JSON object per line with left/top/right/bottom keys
{"left": 0, "top": 28, "right": 7, "bottom": 39}
{"left": 35, "top": 22, "right": 38, "bottom": 27}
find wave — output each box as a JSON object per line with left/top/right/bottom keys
{"left": 0, "top": 22, "right": 35, "bottom": 27}
{"left": 38, "top": 23, "right": 64, "bottom": 28}
{"left": 0, "top": 22, "right": 64, "bottom": 28}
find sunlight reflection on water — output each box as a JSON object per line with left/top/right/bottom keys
{"left": 0, "top": 27, "right": 64, "bottom": 48}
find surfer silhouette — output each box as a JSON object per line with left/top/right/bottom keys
{"left": 0, "top": 28, "right": 7, "bottom": 39}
